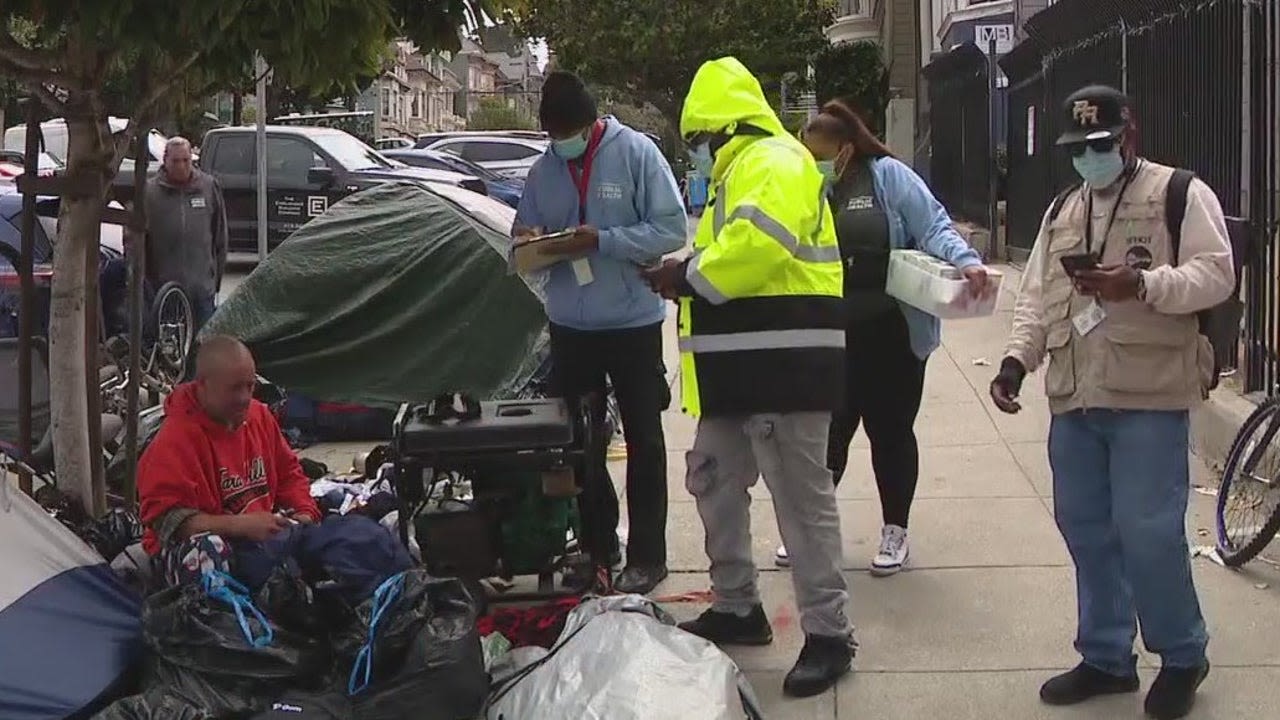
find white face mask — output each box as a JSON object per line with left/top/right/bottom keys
{"left": 1072, "top": 146, "right": 1125, "bottom": 188}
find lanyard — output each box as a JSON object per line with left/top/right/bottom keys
{"left": 1083, "top": 161, "right": 1140, "bottom": 257}
{"left": 567, "top": 120, "right": 606, "bottom": 224}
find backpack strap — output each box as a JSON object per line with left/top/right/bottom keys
{"left": 1046, "top": 181, "right": 1083, "bottom": 224}
{"left": 1165, "top": 169, "right": 1195, "bottom": 264}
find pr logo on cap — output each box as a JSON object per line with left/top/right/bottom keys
{"left": 1072, "top": 100, "right": 1100, "bottom": 126}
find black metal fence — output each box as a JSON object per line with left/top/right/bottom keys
{"left": 921, "top": 45, "right": 992, "bottom": 226}
{"left": 986, "top": 0, "right": 1277, "bottom": 394}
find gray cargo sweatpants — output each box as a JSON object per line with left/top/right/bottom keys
{"left": 685, "top": 412, "right": 852, "bottom": 639}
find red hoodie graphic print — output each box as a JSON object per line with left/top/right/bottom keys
{"left": 137, "top": 383, "right": 320, "bottom": 554}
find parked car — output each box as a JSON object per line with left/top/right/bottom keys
{"left": 0, "top": 150, "right": 62, "bottom": 185}
{"left": 2, "top": 118, "right": 174, "bottom": 205}
{"left": 418, "top": 134, "right": 548, "bottom": 181}
{"left": 0, "top": 191, "right": 124, "bottom": 339}
{"left": 199, "top": 125, "right": 490, "bottom": 254}
{"left": 4, "top": 117, "right": 169, "bottom": 173}
{"left": 412, "top": 130, "right": 547, "bottom": 150}
{"left": 382, "top": 148, "right": 523, "bottom": 208}
{"left": 374, "top": 137, "right": 415, "bottom": 151}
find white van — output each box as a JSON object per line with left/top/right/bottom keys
{"left": 3, "top": 117, "right": 169, "bottom": 175}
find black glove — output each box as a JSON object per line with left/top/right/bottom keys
{"left": 989, "top": 357, "right": 1027, "bottom": 414}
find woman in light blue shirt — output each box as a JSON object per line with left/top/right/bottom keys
{"left": 775, "top": 100, "right": 989, "bottom": 575}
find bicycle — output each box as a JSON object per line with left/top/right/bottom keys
{"left": 1214, "top": 393, "right": 1280, "bottom": 566}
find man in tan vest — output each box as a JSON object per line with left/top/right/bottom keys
{"left": 989, "top": 85, "right": 1234, "bottom": 720}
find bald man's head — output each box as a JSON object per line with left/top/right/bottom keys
{"left": 194, "top": 335, "right": 257, "bottom": 427}
{"left": 163, "top": 136, "right": 194, "bottom": 184}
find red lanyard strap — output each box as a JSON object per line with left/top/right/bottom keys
{"left": 567, "top": 120, "right": 606, "bottom": 224}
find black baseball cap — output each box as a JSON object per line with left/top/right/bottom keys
{"left": 1055, "top": 85, "right": 1131, "bottom": 145}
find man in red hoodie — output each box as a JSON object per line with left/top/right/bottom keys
{"left": 139, "top": 335, "right": 320, "bottom": 560}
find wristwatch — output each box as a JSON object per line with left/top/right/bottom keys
{"left": 1135, "top": 270, "right": 1148, "bottom": 301}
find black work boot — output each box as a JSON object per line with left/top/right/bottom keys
{"left": 1040, "top": 662, "right": 1140, "bottom": 706}
{"left": 678, "top": 605, "right": 773, "bottom": 646}
{"left": 1144, "top": 662, "right": 1209, "bottom": 720}
{"left": 783, "top": 634, "right": 855, "bottom": 697}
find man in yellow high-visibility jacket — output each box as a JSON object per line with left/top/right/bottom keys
{"left": 643, "top": 57, "right": 854, "bottom": 698}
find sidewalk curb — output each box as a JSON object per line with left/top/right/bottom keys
{"left": 1190, "top": 389, "right": 1256, "bottom": 471}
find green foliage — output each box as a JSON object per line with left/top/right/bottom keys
{"left": 778, "top": 109, "right": 808, "bottom": 138}
{"left": 511, "top": 0, "right": 835, "bottom": 128}
{"left": 467, "top": 97, "right": 537, "bottom": 130}
{"left": 812, "top": 40, "right": 890, "bottom": 135}
{"left": 0, "top": 1, "right": 510, "bottom": 137}
{"left": 595, "top": 89, "right": 682, "bottom": 163}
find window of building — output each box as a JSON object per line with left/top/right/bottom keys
{"left": 381, "top": 87, "right": 391, "bottom": 117}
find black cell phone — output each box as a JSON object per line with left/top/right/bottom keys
{"left": 1059, "top": 253, "right": 1099, "bottom": 275}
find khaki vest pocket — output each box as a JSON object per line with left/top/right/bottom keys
{"left": 1044, "top": 324, "right": 1076, "bottom": 398}
{"left": 1100, "top": 324, "right": 1189, "bottom": 395}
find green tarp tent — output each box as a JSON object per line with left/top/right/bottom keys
{"left": 204, "top": 181, "right": 548, "bottom": 406}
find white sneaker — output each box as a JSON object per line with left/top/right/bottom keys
{"left": 870, "top": 525, "right": 909, "bottom": 576}
{"left": 774, "top": 544, "right": 790, "bottom": 567}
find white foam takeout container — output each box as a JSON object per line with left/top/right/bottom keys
{"left": 885, "top": 249, "right": 1003, "bottom": 319}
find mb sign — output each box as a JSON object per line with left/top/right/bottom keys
{"left": 976, "top": 24, "right": 1014, "bottom": 55}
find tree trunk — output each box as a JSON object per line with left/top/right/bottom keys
{"left": 233, "top": 92, "right": 243, "bottom": 125}
{"left": 49, "top": 111, "right": 111, "bottom": 515}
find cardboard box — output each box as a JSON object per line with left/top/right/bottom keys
{"left": 885, "top": 250, "right": 1003, "bottom": 319}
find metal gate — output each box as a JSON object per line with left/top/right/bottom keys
{"left": 996, "top": 0, "right": 1278, "bottom": 394}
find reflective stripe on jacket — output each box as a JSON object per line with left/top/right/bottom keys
{"left": 677, "top": 58, "right": 845, "bottom": 417}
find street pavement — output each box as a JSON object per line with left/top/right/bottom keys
{"left": 301, "top": 262, "right": 1280, "bottom": 719}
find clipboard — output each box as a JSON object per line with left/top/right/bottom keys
{"left": 508, "top": 230, "right": 587, "bottom": 275}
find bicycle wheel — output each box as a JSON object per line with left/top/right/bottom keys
{"left": 151, "top": 282, "right": 194, "bottom": 384}
{"left": 1216, "top": 395, "right": 1280, "bottom": 567}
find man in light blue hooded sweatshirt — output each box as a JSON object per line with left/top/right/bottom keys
{"left": 514, "top": 71, "right": 687, "bottom": 594}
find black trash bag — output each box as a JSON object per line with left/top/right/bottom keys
{"left": 331, "top": 570, "right": 488, "bottom": 720}
{"left": 255, "top": 562, "right": 325, "bottom": 636}
{"left": 91, "top": 689, "right": 213, "bottom": 720}
{"left": 142, "top": 581, "right": 328, "bottom": 717}
{"left": 247, "top": 690, "right": 352, "bottom": 719}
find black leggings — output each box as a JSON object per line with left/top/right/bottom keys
{"left": 827, "top": 308, "right": 927, "bottom": 528}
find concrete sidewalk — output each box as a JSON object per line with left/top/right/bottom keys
{"left": 305, "top": 263, "right": 1280, "bottom": 719}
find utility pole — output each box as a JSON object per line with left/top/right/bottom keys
{"left": 255, "top": 54, "right": 268, "bottom": 262}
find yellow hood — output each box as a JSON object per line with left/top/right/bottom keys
{"left": 680, "top": 57, "right": 786, "bottom": 140}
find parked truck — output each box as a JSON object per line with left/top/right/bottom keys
{"left": 199, "top": 125, "right": 488, "bottom": 254}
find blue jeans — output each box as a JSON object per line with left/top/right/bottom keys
{"left": 192, "top": 292, "right": 217, "bottom": 335}
{"left": 1049, "top": 409, "right": 1209, "bottom": 675}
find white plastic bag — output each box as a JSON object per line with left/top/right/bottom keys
{"left": 485, "top": 595, "right": 762, "bottom": 720}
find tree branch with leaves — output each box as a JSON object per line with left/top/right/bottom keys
{"left": 0, "top": 0, "right": 512, "bottom": 515}
{"left": 508, "top": 0, "right": 835, "bottom": 132}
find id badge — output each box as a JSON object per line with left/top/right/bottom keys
{"left": 571, "top": 258, "right": 594, "bottom": 286}
{"left": 1072, "top": 300, "right": 1106, "bottom": 336}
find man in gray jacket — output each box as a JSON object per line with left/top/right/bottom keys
{"left": 145, "top": 136, "right": 228, "bottom": 333}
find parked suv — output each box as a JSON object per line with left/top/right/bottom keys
{"left": 200, "top": 126, "right": 488, "bottom": 253}
{"left": 419, "top": 134, "right": 548, "bottom": 181}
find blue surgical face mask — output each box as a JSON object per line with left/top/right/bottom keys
{"left": 688, "top": 143, "right": 714, "bottom": 178}
{"left": 1072, "top": 146, "right": 1125, "bottom": 188}
{"left": 815, "top": 160, "right": 836, "bottom": 180}
{"left": 553, "top": 132, "right": 589, "bottom": 160}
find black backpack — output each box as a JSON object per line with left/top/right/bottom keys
{"left": 1046, "top": 169, "right": 1244, "bottom": 390}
